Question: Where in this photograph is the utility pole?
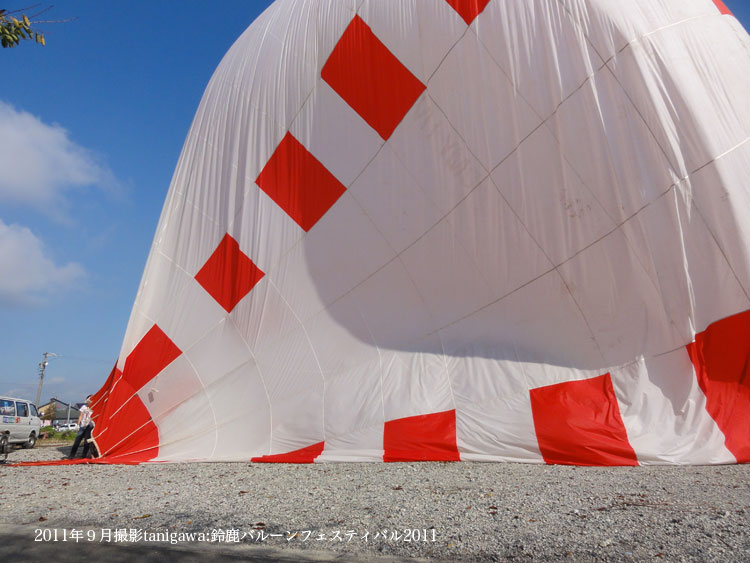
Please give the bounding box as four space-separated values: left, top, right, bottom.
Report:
35 352 57 407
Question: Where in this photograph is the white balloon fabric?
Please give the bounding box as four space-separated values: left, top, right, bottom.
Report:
91 0 750 465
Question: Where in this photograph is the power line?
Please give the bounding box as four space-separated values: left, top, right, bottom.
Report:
55 355 112 365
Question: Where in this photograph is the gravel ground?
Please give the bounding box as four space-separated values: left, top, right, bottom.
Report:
1 443 749 561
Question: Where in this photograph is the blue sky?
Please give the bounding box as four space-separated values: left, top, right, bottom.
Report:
0 1 748 405
0 1 274 403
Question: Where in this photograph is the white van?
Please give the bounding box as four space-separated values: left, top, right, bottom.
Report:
0 396 42 450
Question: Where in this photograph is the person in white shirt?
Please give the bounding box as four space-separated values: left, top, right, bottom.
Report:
69 395 95 459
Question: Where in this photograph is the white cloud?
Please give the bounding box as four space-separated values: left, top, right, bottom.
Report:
0 218 85 306
0 101 119 219
2 387 36 400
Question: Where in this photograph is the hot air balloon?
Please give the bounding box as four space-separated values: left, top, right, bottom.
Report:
90 0 750 465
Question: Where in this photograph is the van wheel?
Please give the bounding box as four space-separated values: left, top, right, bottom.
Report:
1 434 8 461
24 432 36 449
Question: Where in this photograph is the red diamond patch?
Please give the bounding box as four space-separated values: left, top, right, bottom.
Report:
712 0 732 15
98 394 158 460
687 309 750 463
383 409 460 462
444 0 492 25
322 15 425 140
195 233 265 313
123 324 182 392
256 133 347 232
530 374 639 466
251 441 325 464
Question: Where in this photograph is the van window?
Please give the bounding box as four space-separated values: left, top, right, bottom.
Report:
0 399 14 416
30 404 38 417
16 402 28 417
